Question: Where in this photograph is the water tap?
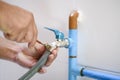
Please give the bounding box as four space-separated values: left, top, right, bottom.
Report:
44 27 69 51
19 27 70 80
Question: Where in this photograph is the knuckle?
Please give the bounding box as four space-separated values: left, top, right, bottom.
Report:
49 54 54 60
19 13 34 29
28 12 34 21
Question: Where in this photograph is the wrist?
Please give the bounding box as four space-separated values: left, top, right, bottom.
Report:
0 38 21 62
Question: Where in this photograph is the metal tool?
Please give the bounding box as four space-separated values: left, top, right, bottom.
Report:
18 27 69 80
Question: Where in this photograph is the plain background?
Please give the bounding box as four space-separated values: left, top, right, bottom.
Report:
0 0 120 80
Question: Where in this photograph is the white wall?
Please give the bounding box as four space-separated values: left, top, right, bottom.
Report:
0 0 120 80
78 0 120 75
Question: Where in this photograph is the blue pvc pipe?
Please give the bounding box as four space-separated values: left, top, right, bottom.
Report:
82 68 120 80
68 29 120 80
69 29 80 80
68 11 120 80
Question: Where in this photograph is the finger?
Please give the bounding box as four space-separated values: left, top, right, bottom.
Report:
38 67 47 73
45 49 58 66
25 26 34 47
4 33 18 41
28 22 38 48
32 42 45 59
15 29 27 42
3 33 9 38
20 39 26 43
34 41 45 53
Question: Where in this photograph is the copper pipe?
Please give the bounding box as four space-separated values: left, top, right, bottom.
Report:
69 10 79 29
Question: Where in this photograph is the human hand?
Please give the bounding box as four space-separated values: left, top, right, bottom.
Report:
0 1 38 47
17 41 58 73
0 37 57 73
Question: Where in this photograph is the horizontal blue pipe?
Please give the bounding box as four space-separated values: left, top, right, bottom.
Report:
82 69 120 80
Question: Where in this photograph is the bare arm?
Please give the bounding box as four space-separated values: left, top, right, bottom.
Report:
0 37 57 73
0 1 38 47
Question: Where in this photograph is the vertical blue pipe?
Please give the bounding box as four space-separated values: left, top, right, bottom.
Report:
69 29 78 80
68 29 120 80
68 10 79 80
68 10 120 80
